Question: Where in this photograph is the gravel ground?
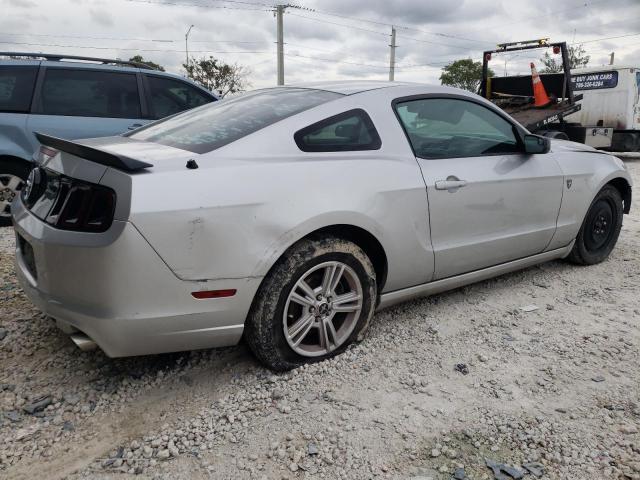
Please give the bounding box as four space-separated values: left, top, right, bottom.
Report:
0 159 639 480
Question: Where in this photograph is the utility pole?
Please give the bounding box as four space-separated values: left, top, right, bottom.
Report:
276 5 285 85
185 24 194 69
388 26 396 81
609 52 615 65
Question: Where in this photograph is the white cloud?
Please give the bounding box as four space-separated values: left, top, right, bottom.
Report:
0 0 638 88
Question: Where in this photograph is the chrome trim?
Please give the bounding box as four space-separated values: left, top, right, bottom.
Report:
377 242 575 310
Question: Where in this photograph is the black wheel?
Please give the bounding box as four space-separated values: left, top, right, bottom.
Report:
0 157 32 227
244 236 377 371
567 185 623 265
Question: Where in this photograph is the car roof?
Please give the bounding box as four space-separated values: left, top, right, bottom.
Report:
289 80 419 95
0 53 217 98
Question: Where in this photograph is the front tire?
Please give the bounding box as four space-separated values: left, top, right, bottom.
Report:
0 158 32 227
245 236 377 371
567 185 623 265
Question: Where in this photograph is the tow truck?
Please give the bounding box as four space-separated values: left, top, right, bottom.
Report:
479 38 640 152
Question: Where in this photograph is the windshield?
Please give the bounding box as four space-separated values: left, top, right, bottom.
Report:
129 88 342 154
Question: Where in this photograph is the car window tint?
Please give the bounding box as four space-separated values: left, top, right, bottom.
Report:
0 66 38 113
41 69 141 118
294 109 381 152
129 88 342 154
146 75 214 119
394 98 520 159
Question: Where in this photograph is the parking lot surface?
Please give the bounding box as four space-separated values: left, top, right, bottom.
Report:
1 160 639 480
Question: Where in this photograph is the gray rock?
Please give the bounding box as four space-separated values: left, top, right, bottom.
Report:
23 395 52 414
308 443 319 455
6 410 21 423
0 328 7 341
63 393 81 406
453 467 466 479
522 462 544 478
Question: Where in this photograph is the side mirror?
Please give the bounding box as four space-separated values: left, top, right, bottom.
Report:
523 134 550 154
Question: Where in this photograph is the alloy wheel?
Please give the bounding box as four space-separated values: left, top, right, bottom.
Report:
0 174 24 218
283 261 363 357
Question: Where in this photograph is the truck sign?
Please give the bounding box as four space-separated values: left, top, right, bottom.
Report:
571 71 618 91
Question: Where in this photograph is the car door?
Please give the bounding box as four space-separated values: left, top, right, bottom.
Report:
394 95 564 280
26 66 148 152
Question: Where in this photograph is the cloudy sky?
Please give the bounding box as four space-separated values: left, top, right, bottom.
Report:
1 0 639 90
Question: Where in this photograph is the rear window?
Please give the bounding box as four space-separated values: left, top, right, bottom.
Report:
0 66 38 113
294 109 381 152
146 75 214 119
129 88 342 154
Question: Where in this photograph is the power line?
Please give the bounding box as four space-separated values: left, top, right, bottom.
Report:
284 52 389 70
0 40 270 54
0 32 175 42
486 0 610 29
125 0 270 11
284 3 495 46
285 12 390 37
572 32 640 45
396 34 487 51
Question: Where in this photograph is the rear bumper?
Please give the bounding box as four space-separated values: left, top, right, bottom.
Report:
12 196 261 357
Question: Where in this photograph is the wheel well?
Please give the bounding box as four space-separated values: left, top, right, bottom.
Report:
0 155 34 170
305 224 388 292
607 177 632 214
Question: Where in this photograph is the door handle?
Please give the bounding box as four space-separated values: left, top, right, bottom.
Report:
435 178 468 191
128 123 143 130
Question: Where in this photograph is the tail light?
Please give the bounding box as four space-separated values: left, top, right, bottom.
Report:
36 145 58 165
23 169 116 233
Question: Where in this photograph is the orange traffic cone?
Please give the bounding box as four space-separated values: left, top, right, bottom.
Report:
530 62 552 108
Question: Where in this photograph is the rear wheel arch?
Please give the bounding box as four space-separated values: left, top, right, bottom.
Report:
255 223 388 300
298 224 388 293
0 154 33 170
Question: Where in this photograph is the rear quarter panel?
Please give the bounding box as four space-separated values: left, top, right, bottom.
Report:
130 88 435 293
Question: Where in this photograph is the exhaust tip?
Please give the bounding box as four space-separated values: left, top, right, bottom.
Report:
70 333 97 351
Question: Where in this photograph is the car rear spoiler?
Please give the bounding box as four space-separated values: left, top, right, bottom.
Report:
34 132 153 172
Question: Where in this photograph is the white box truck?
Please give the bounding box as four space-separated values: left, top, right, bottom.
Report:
566 66 640 151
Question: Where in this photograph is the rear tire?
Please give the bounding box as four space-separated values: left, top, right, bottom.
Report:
0 157 32 227
567 185 623 265
245 236 377 371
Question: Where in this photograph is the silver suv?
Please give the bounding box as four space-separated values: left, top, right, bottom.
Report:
0 52 218 226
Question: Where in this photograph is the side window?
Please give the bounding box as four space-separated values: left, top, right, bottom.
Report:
41 69 141 118
146 75 213 119
394 98 521 159
294 109 381 152
0 66 38 113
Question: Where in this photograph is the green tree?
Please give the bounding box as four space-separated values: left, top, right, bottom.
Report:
183 56 250 98
128 55 165 71
440 58 494 92
539 45 589 73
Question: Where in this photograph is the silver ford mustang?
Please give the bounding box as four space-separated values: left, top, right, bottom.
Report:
11 81 632 371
